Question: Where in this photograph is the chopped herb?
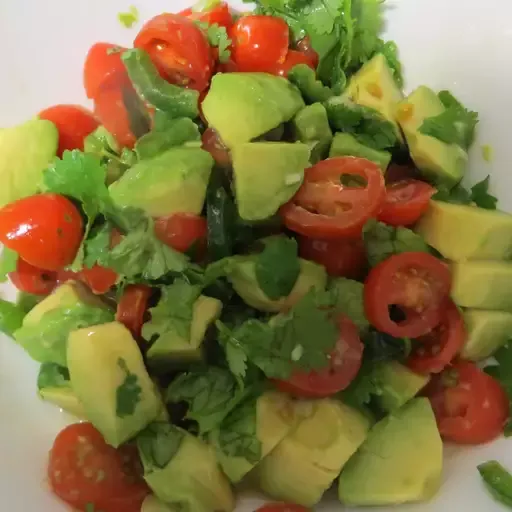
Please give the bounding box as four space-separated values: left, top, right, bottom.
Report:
288 64 334 104
0 247 18 282
328 278 369 332
470 175 498 210
137 422 184 470
196 22 232 63
118 6 139 28
116 358 142 418
0 299 25 338
37 363 70 390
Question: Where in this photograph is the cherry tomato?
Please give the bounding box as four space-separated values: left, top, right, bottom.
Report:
281 157 386 239
83 43 128 99
116 285 152 338
230 15 289 73
80 264 118 295
134 13 213 92
48 422 149 512
154 213 207 256
407 300 466 374
181 2 233 29
275 316 363 398
272 50 316 77
0 194 83 271
295 36 319 69
298 236 366 279
201 128 231 167
39 105 99 157
9 259 57 296
426 361 509 444
378 179 436 227
364 252 452 338
256 505 311 512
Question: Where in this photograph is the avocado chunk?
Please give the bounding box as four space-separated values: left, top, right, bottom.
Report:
231 142 310 221
109 146 213 217
138 423 235 512
292 103 333 163
141 495 179 512
415 200 512 261
0 119 58 207
372 361 430 413
146 295 222 370
202 72 305 148
462 309 512 361
258 399 370 507
329 132 391 171
228 257 327 312
451 261 512 311
68 322 161 447
211 391 296 483
397 86 468 187
338 398 442 506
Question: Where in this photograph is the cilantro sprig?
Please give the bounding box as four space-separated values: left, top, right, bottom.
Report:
116 358 142 418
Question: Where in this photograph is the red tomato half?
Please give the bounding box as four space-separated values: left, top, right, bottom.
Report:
181 2 233 29
134 13 213 92
116 285 152 338
364 252 451 338
201 128 231 167
48 422 149 512
0 194 83 271
154 213 207 256
295 36 319 69
426 361 509 444
256 505 311 512
9 259 57 296
281 157 386 239
39 105 99 157
272 50 316 77
378 179 436 226
80 264 118 295
407 300 466 374
275 316 364 398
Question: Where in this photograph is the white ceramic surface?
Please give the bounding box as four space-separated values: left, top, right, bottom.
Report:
0 0 511 510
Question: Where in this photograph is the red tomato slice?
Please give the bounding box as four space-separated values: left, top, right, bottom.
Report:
281 157 386 239
48 422 149 512
181 2 233 29
0 194 83 271
230 15 289 73
201 128 231 167
39 105 99 157
134 13 213 92
271 50 316 78
298 236 366 279
116 285 152 338
80 264 118 295
378 179 436 227
275 316 364 398
407 300 466 374
256 505 311 512
154 213 207 256
9 259 57 296
364 252 451 338
426 361 509 444
295 36 319 69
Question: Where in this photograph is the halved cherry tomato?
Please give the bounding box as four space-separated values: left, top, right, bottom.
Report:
181 2 233 29
407 300 466 374
256 504 311 512
116 285 152 338
378 179 436 226
83 43 128 99
364 252 451 338
295 36 319 69
426 361 509 444
272 50 316 77
9 259 57 296
275 316 363 398
134 13 213 92
230 15 289 73
0 194 83 271
281 157 386 239
80 264 118 295
201 128 231 167
39 105 99 157
298 236 366 279
48 422 149 512
154 213 207 256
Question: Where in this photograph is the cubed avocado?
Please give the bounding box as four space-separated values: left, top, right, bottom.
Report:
227 257 327 313
451 261 512 311
415 200 512 261
67 322 161 447
461 309 512 361
141 495 179 512
231 142 310 221
109 146 213 217
338 398 442 506
211 391 296 483
396 86 468 187
329 132 391 171
258 399 370 507
146 295 222 371
0 119 58 207
202 72 305 148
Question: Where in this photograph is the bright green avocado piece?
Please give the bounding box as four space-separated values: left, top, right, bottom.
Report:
338 398 442 506
202 72 305 148
0 119 58 207
231 142 310 221
39 387 86 418
109 146 213 217
141 495 179 512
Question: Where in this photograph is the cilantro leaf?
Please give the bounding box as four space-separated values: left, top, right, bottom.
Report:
328 278 369 332
288 64 334 104
197 22 232 64
349 0 384 69
470 175 497 210
432 183 471 205
217 321 249 380
116 357 142 418
0 299 25 337
376 39 403 87
137 422 184 470
339 359 379 410
0 247 18 283
37 363 70 390
362 329 412 362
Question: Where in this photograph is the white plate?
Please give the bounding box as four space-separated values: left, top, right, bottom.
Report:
0 0 511 510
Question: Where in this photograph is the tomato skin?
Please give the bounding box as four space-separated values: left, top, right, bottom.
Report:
201 128 231 167
256 505 311 512
364 252 452 338
181 2 233 29
48 422 149 512
295 36 319 69
9 259 57 296
426 361 509 444
378 179 436 227
80 264 118 295
134 13 213 92
154 213 207 256
0 194 83 272
275 316 363 398
116 285 152 338
272 50 316 77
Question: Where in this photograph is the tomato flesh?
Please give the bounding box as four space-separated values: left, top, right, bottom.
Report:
295 36 319 69
154 213 207 256
181 2 233 29
116 285 152 338
9 259 57 296
272 50 316 77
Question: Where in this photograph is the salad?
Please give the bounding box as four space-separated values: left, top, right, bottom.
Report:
1 0 512 511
